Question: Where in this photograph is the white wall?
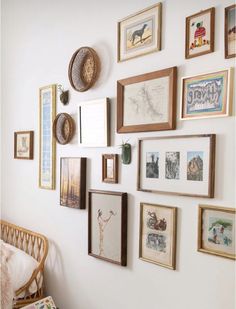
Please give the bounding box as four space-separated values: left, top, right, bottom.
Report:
1 0 235 308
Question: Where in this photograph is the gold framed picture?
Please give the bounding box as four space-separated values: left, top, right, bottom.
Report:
14 131 34 160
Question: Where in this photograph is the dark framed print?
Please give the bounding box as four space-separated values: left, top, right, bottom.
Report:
14 131 34 160
225 4 236 59
102 154 118 183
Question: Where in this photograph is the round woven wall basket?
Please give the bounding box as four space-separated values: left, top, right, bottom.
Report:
68 47 100 92
53 113 75 145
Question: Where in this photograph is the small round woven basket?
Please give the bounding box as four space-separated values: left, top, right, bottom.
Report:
53 113 75 145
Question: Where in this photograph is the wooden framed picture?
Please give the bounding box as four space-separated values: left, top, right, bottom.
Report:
88 190 127 266
78 98 109 147
118 3 162 62
39 84 56 189
102 154 118 183
117 67 177 133
60 157 86 209
137 134 216 198
181 68 233 120
225 4 236 59
198 205 236 260
139 203 177 270
185 7 215 59
14 131 34 160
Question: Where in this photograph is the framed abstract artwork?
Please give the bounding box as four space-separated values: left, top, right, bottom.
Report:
102 154 118 183
137 134 216 198
139 203 177 269
60 157 87 209
225 4 236 59
181 68 233 120
39 84 56 190
185 7 215 59
14 131 34 160
198 205 236 260
117 67 177 133
118 3 162 62
88 190 127 266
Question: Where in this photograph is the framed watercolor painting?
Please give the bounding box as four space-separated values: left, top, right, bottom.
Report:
225 4 236 59
88 190 127 266
137 134 216 198
39 84 56 190
60 157 86 209
139 203 177 270
117 67 177 133
117 3 162 62
181 68 233 120
198 205 236 260
185 7 215 59
102 154 118 183
14 131 34 160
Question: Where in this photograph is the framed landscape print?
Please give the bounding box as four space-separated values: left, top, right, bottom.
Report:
185 7 215 59
39 84 56 189
117 67 177 133
225 4 236 59
198 205 236 260
14 131 34 160
137 134 216 198
88 190 127 266
60 158 86 209
102 154 118 183
118 3 162 62
139 203 177 270
181 68 233 120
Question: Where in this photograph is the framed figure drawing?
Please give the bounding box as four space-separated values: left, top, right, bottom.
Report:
102 154 118 183
117 67 177 133
14 131 34 160
139 203 177 270
88 190 127 266
118 3 162 62
198 205 236 260
225 4 236 59
185 7 215 59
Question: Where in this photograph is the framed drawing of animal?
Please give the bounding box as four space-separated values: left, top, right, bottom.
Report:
117 3 162 62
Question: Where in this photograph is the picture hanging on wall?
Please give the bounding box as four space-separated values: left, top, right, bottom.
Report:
14 131 34 160
117 3 162 62
102 154 118 183
185 7 215 59
225 4 236 59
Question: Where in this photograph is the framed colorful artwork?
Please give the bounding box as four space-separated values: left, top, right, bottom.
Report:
139 203 177 269
14 131 34 160
60 157 87 209
137 134 216 198
181 68 233 120
225 4 236 59
102 154 118 183
88 190 127 266
117 3 162 62
117 67 177 133
185 7 215 59
198 205 236 260
39 84 56 190
21 296 56 309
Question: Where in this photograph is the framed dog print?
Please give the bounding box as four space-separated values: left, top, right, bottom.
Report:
14 131 34 160
102 154 118 183
225 4 236 59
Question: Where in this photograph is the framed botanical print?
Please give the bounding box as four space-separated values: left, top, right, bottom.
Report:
14 131 34 160
117 67 177 133
198 205 236 260
88 190 127 266
225 4 236 59
118 3 162 62
139 203 177 269
102 154 118 183
185 7 215 59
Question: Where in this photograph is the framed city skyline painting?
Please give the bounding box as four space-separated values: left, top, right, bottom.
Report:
225 4 236 58
14 131 34 160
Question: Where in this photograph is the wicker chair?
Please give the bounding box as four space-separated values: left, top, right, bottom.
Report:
0 220 48 308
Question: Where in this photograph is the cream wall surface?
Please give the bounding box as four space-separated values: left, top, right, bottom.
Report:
1 0 235 309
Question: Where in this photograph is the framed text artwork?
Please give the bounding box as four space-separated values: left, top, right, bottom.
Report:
39 84 56 190
225 4 236 59
117 67 177 133
137 134 216 198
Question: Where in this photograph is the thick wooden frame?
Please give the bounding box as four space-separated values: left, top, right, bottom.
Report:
198 205 236 260
117 67 177 133
88 190 127 266
14 131 34 160
102 154 118 183
185 7 215 59
139 203 177 270
225 4 236 59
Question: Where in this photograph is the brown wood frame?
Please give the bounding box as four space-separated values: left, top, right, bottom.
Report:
117 67 177 133
14 131 34 160
137 134 216 198
102 154 118 183
225 4 236 59
88 189 127 266
60 157 87 209
185 7 215 59
53 113 75 145
198 205 236 260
